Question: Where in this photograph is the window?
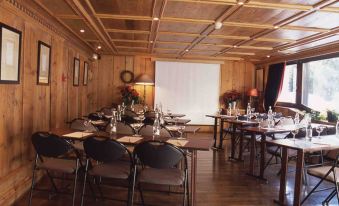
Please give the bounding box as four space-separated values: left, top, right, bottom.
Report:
302 56 339 113
277 64 297 103
154 61 220 125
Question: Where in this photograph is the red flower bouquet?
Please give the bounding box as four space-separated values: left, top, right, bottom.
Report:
120 85 141 105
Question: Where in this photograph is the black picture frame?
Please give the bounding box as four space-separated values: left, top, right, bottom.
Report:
0 23 22 84
37 41 51 85
73 57 80 86
83 61 88 86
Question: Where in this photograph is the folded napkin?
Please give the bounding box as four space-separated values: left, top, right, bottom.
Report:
166 126 179 131
63 132 93 139
167 139 189 147
118 136 143 143
91 120 106 125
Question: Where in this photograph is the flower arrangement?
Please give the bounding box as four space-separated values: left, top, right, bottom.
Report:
120 85 141 105
223 90 241 107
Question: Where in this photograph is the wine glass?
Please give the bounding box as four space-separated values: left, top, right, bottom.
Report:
133 115 144 136
235 108 240 120
291 125 299 142
316 126 324 139
177 125 186 140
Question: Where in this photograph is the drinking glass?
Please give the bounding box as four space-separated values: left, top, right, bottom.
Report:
316 126 324 139
177 125 186 140
291 126 299 142
133 115 145 136
235 108 240 120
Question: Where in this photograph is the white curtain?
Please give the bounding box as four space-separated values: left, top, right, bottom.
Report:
155 61 220 125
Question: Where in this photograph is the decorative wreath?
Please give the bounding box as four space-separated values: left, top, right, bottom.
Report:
120 70 134 83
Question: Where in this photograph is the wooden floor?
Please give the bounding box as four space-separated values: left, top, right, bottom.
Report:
14 133 337 206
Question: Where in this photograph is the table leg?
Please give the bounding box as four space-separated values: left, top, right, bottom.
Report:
190 150 197 206
212 118 218 149
293 150 304 206
238 129 244 160
259 134 266 179
275 147 288 205
218 119 224 149
229 124 236 160
247 133 256 176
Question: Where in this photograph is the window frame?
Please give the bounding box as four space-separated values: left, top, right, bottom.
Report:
276 52 339 112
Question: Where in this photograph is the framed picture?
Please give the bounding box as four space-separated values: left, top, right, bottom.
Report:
255 68 264 92
73 57 80 86
0 23 22 84
83 61 88 86
37 41 51 85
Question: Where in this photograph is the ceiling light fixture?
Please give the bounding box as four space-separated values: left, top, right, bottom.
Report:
80 29 85 33
233 45 238 48
238 2 244 5
214 21 223 30
153 17 159 21
274 26 279 29
150 41 154 43
185 49 189 52
266 55 271 58
97 45 102 49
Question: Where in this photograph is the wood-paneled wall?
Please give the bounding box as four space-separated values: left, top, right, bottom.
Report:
0 2 98 205
97 55 255 110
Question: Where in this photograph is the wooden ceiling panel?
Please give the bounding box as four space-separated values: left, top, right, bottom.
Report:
189 50 218 56
109 33 149 40
288 12 339 29
157 34 195 42
89 0 153 16
155 43 188 49
37 0 76 15
118 48 149 53
114 42 149 48
101 19 151 30
262 29 318 40
245 41 286 47
227 7 300 25
159 22 207 33
211 26 263 36
283 35 339 52
154 49 180 54
164 1 230 20
252 0 321 5
201 38 241 45
194 45 224 51
62 19 98 40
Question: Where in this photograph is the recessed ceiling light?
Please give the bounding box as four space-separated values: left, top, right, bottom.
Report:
233 45 238 48
185 49 189 52
97 45 102 49
238 2 244 5
274 26 279 29
80 29 85 33
153 17 159 21
214 22 223 30
266 55 271 58
150 41 154 43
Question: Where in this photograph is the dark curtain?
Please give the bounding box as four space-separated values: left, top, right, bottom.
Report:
264 62 285 112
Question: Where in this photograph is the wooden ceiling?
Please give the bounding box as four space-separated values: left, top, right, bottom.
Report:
34 0 339 62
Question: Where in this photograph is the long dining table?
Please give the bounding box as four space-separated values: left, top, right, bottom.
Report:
50 128 212 206
205 114 235 149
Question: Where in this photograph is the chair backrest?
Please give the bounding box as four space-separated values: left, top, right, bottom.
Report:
125 109 138 117
83 137 129 163
144 111 156 118
32 132 71 158
100 107 113 116
106 122 135 135
70 118 98 132
134 140 185 169
121 115 138 124
88 113 103 121
139 125 172 137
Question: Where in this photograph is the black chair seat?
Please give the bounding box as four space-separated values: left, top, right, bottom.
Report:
89 161 130 179
139 168 184 186
38 158 78 174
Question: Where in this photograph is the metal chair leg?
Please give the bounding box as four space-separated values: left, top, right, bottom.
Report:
322 189 336 205
129 165 137 206
138 184 145 206
81 159 89 206
28 155 38 206
72 159 79 206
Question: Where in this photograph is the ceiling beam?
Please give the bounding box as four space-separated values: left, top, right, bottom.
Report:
106 28 150 34
64 0 117 53
150 0 168 53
